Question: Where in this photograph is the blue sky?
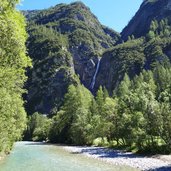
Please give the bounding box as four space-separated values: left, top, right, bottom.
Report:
18 0 143 32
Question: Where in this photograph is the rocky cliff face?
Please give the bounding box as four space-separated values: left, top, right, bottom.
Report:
96 38 145 93
24 2 120 114
122 0 171 40
96 0 171 94
25 25 76 114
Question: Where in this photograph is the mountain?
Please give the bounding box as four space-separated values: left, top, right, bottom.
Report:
25 25 76 114
95 0 171 93
95 38 145 93
122 0 171 40
25 0 171 115
22 0 171 151
24 2 120 114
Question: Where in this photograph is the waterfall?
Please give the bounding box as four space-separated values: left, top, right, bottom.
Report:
90 58 101 90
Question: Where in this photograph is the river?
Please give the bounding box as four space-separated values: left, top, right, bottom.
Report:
0 141 138 171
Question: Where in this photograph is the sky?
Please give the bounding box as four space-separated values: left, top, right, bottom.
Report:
18 0 143 32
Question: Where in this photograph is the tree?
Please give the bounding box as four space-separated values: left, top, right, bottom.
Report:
96 86 105 115
147 30 155 40
0 0 31 153
101 97 118 142
160 103 171 150
25 113 51 141
117 73 131 98
130 71 161 148
49 84 93 144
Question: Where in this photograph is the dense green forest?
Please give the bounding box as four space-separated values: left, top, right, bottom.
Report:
25 18 171 154
1 0 171 156
0 0 31 153
26 66 171 154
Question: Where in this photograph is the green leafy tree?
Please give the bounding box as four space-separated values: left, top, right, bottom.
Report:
25 113 51 141
101 97 118 142
160 103 171 149
147 30 155 40
0 0 31 153
49 84 93 144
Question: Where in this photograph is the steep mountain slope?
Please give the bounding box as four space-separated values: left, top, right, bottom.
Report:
96 38 145 93
24 2 120 114
25 25 77 115
25 0 171 114
96 0 171 93
122 0 171 40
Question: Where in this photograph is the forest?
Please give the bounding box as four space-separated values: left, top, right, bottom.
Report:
1 0 171 156
25 66 171 154
24 18 171 154
0 0 31 153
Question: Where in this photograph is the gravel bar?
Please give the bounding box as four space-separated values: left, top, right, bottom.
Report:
63 146 171 171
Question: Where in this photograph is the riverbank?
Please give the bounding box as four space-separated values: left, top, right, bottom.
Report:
0 141 136 171
63 146 171 171
0 154 5 161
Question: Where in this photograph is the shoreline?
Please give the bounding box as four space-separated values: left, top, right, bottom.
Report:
62 145 171 171
0 154 5 162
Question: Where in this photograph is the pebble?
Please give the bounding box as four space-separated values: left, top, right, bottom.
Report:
63 146 171 171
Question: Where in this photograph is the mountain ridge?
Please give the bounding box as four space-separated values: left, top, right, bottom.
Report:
24 1 120 114
121 0 171 40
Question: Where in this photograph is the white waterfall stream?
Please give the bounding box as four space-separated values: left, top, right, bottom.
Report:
90 58 101 90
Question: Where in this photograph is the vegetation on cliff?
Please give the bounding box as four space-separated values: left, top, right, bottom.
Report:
96 18 171 93
24 2 120 115
122 0 171 40
25 23 77 115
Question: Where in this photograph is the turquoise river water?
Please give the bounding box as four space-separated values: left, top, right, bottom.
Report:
0 141 139 171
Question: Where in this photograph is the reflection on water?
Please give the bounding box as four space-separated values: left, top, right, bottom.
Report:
0 142 138 171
